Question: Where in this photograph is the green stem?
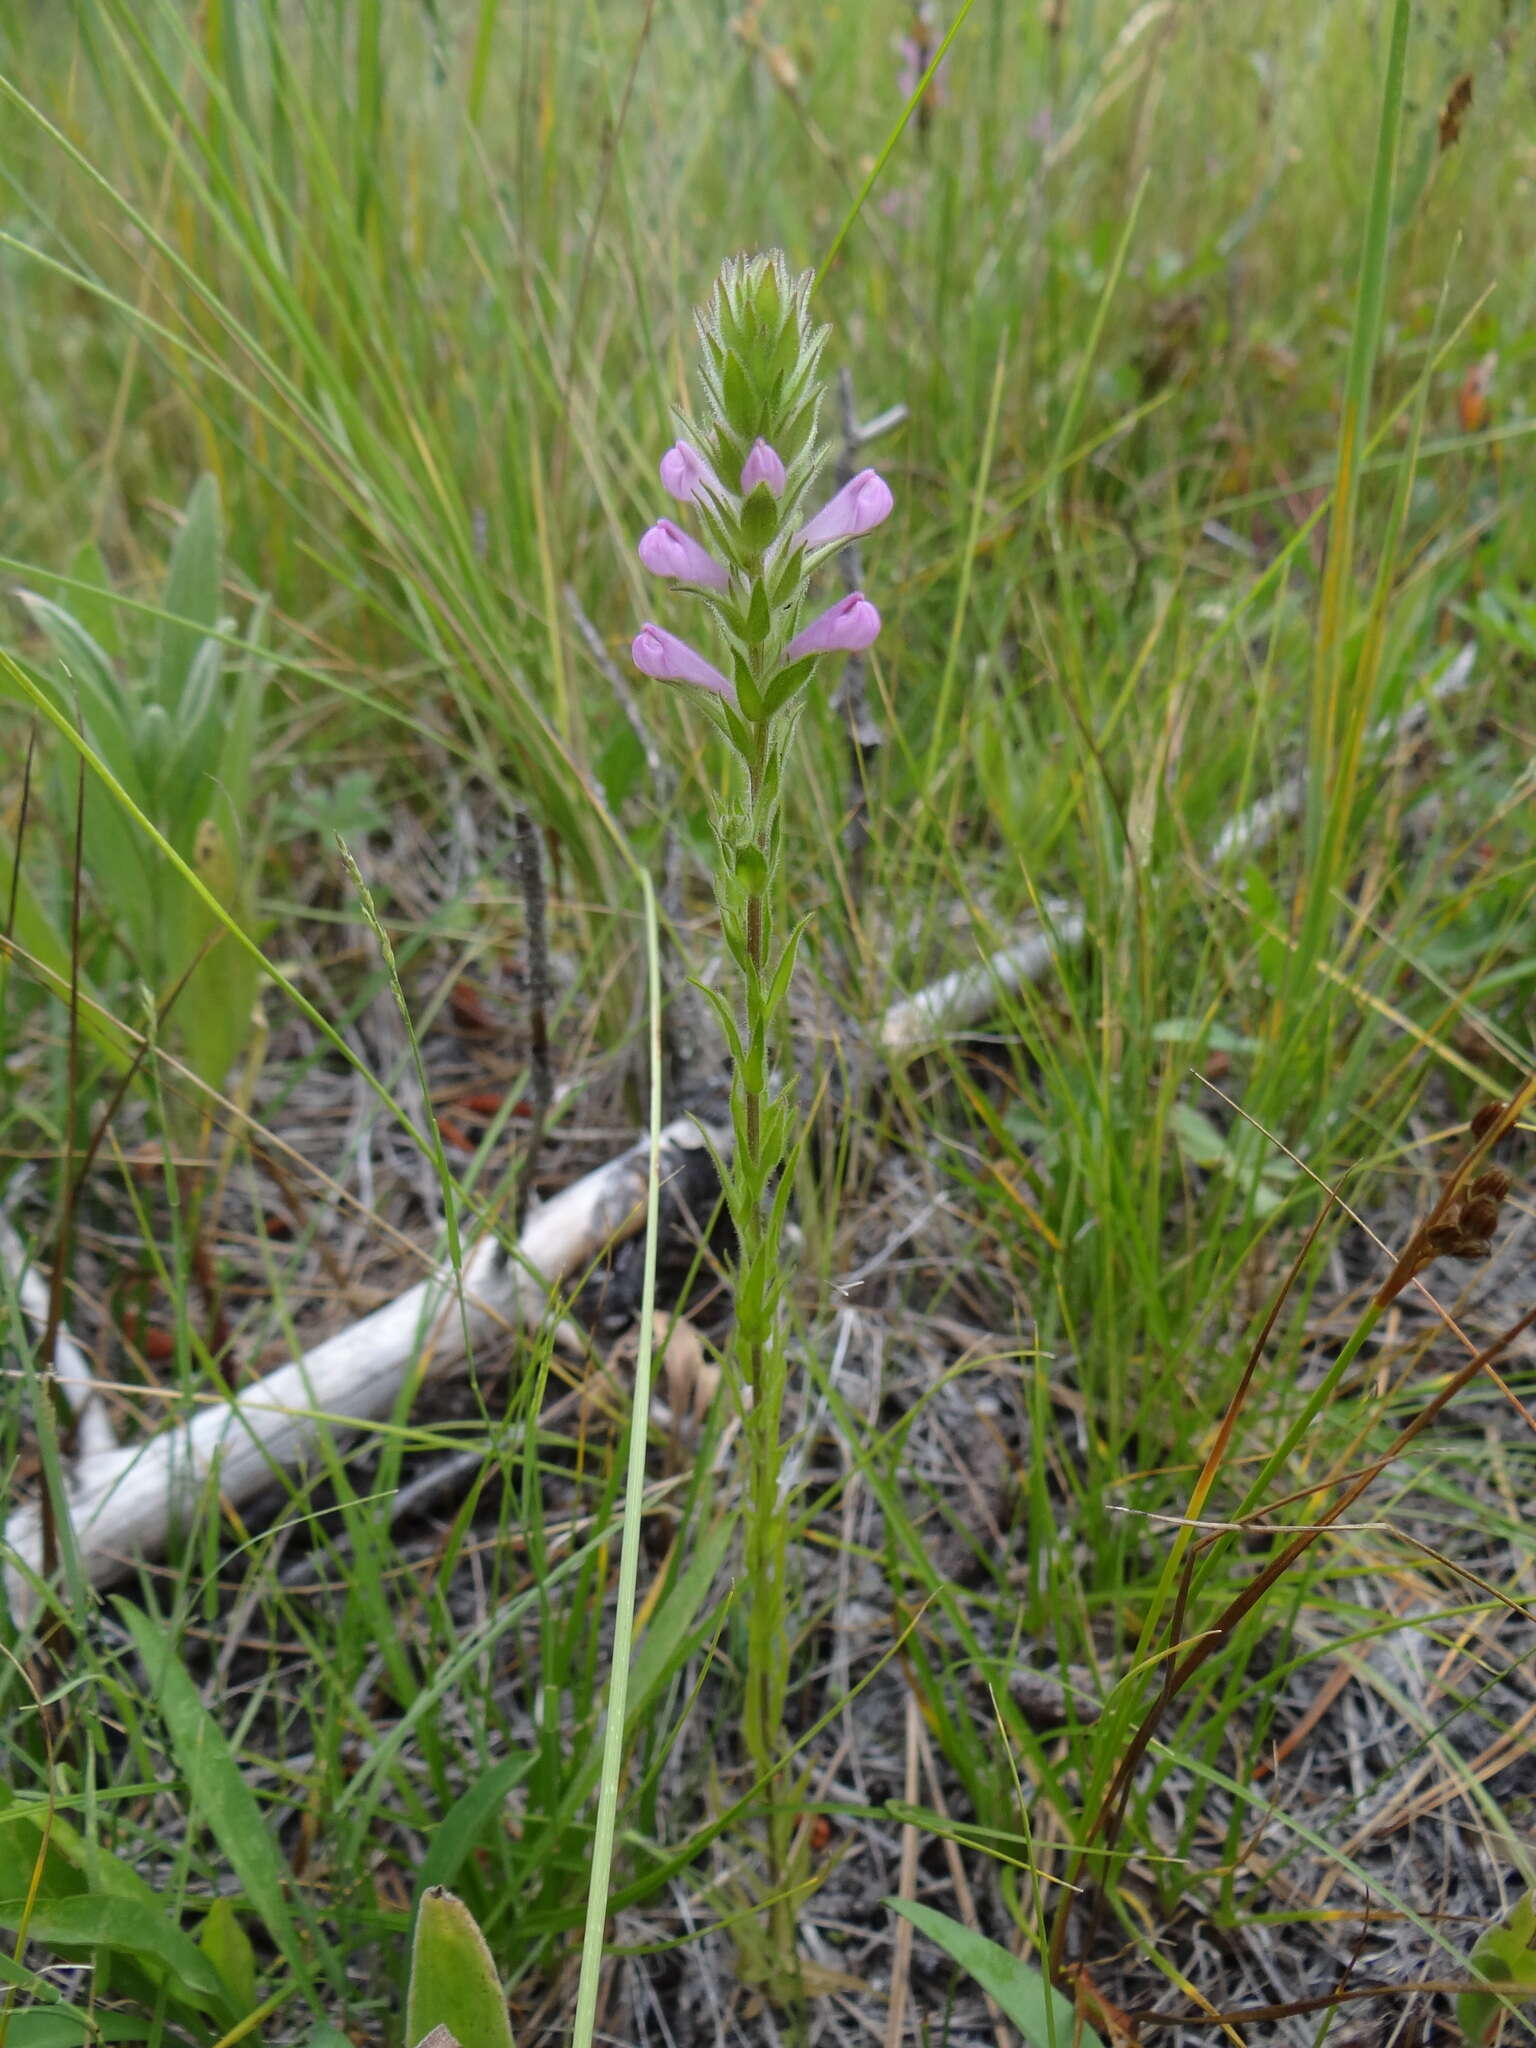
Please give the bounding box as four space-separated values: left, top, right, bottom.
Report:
737 722 797 1983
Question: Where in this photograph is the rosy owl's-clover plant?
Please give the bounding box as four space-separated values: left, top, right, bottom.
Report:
631 252 891 1948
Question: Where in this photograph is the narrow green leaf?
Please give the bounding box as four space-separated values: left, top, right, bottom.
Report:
115 1603 315 1990
416 1755 535 1902
622 1516 735 1738
406 1888 515 2048
764 915 812 1020
154 474 222 714
886 1900 1104 2048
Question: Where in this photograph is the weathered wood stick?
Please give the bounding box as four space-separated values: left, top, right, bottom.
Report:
3 1118 719 1605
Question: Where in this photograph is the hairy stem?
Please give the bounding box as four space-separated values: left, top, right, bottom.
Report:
736 727 797 1977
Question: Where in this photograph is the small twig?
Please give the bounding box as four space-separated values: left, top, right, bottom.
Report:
882 1691 922 2048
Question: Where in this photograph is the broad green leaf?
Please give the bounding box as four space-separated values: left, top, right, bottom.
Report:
886 1899 1105 2048
116 1604 309 1986
0 1894 234 2017
154 474 223 714
215 595 272 826
0 1799 161 1914
13 596 143 804
10 606 153 934
0 868 135 1072
1170 1103 1229 1170
132 703 173 808
406 1888 515 2048
160 634 228 844
416 1755 536 1902
0 2014 156 2047
65 539 122 657
1242 863 1290 991
201 1896 258 2015
1151 1018 1263 1056
1457 1893 1536 2045
173 822 260 1089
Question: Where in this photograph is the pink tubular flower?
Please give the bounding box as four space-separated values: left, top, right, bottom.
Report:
632 623 737 702
786 593 881 660
794 469 894 550
638 519 731 590
659 440 717 503
740 438 787 497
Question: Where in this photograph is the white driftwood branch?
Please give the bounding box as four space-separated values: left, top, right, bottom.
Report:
3 1118 718 1605
1 1220 118 1461
879 646 1477 1057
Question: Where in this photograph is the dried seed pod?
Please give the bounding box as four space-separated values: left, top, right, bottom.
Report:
1425 1222 1465 1257
1470 1167 1513 1205
1469 1100 1508 1144
1450 1234 1495 1263
1458 1194 1502 1240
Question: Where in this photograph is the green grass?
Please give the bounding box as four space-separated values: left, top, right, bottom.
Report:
2 1 1535 2042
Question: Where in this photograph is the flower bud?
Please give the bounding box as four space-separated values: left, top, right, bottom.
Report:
659 440 718 504
795 469 894 550
637 519 731 590
631 624 737 702
740 438 787 498
785 593 881 660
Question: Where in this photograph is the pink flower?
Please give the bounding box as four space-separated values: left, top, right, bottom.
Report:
740 438 787 497
786 593 881 660
659 440 717 503
638 519 731 590
794 469 893 551
632 623 737 702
